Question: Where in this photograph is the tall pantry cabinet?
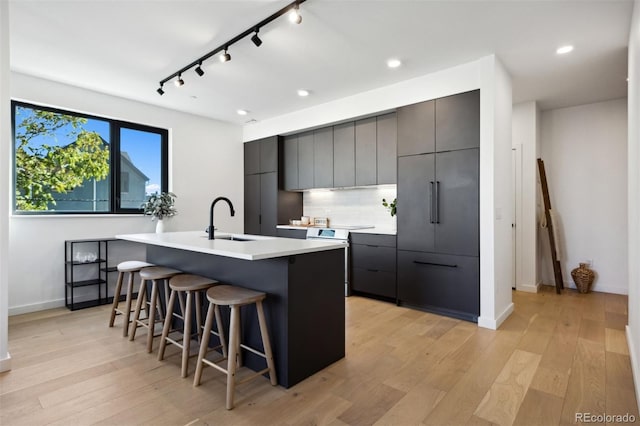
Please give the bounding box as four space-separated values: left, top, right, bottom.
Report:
396 90 480 321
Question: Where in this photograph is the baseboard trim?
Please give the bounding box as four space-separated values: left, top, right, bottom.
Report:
478 302 515 330
0 352 12 373
9 298 65 316
516 283 539 293
539 281 628 295
626 325 640 415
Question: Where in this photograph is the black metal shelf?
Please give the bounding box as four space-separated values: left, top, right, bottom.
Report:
65 259 107 266
100 266 118 273
66 278 107 288
67 299 104 311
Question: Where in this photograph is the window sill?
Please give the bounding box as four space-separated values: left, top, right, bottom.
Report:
10 214 146 219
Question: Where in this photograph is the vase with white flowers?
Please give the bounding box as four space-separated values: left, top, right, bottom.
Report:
141 192 177 233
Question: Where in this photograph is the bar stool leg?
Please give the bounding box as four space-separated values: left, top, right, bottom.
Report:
129 279 147 341
146 280 160 353
157 288 177 361
226 305 241 410
182 290 193 378
193 303 216 387
109 271 125 327
256 301 277 386
214 304 228 358
121 271 136 337
195 291 203 343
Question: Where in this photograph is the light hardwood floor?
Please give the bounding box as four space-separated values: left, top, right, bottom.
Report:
1 286 638 426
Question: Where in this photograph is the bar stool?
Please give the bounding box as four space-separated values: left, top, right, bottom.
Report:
193 285 277 410
158 274 227 378
129 266 181 353
108 261 154 337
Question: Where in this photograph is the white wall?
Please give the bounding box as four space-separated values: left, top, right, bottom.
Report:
9 73 243 315
244 55 514 330
478 56 514 329
512 101 540 292
540 98 628 294
0 0 12 372
627 0 640 414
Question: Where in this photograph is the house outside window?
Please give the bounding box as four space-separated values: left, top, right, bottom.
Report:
12 100 168 214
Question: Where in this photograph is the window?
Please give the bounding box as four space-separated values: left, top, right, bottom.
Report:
12 100 168 214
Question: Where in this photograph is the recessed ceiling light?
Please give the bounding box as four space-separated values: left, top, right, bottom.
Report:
237 109 248 116
387 58 402 68
297 89 310 97
556 45 574 55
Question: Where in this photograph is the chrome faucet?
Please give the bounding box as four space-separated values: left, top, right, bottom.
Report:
209 197 235 240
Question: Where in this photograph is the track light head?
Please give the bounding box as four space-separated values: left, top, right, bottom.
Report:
157 85 165 96
174 74 185 87
195 63 205 76
219 48 231 63
289 3 302 24
251 29 262 47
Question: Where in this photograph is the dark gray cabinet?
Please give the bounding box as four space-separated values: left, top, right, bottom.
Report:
333 122 355 187
397 251 479 320
355 117 377 186
276 228 307 239
244 136 278 175
313 127 333 188
397 100 435 156
283 135 298 191
376 113 397 184
244 137 302 236
435 90 480 152
350 233 396 299
297 132 314 190
397 150 479 256
396 90 480 322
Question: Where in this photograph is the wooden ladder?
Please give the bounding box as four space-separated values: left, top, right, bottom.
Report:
537 158 564 294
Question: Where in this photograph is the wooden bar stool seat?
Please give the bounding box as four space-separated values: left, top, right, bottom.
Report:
129 266 181 353
108 261 154 337
158 274 227 378
193 285 277 410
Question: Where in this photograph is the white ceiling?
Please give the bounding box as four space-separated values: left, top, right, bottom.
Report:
9 0 632 126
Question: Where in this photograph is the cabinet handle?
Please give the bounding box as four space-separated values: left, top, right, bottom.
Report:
413 260 458 268
259 214 262 225
366 245 379 248
367 269 379 273
429 181 435 224
435 181 440 224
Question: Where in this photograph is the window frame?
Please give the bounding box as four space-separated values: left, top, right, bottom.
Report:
11 100 169 215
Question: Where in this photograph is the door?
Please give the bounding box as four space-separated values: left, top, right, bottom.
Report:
434 148 479 256
244 174 260 235
244 141 260 175
376 112 397 184
355 117 377 186
397 154 435 252
260 136 278 173
284 135 298 190
435 90 480 152
297 132 314 189
313 127 333 188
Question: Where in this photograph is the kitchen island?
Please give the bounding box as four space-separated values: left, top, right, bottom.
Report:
116 231 346 388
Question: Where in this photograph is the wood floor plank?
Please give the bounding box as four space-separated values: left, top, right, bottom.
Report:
605 311 628 331
560 338 606 425
512 388 563 426
474 349 542 425
373 380 445 426
529 365 570 399
605 328 630 355
579 319 605 344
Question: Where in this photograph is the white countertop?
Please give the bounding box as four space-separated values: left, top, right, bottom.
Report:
276 225 397 236
116 231 347 261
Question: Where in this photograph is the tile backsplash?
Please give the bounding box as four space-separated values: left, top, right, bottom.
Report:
303 185 397 229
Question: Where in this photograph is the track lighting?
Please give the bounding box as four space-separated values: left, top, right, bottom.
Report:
219 48 231 63
157 0 306 95
251 29 262 47
289 3 302 24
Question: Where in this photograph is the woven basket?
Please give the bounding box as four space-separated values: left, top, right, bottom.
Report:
571 263 595 294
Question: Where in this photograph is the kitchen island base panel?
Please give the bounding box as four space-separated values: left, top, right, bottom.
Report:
146 245 345 388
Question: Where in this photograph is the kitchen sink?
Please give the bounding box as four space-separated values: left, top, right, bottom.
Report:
201 234 264 242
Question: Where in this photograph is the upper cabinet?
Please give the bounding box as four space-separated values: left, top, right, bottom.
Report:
397 89 480 156
376 113 397 185
333 122 355 187
244 136 278 175
283 112 397 191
